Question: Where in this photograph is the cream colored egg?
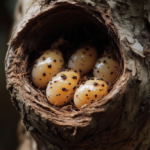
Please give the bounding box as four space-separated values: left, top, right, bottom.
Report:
68 46 97 76
46 69 80 106
93 56 120 84
31 49 64 88
74 78 108 109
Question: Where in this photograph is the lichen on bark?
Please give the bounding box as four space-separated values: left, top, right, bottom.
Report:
5 0 150 150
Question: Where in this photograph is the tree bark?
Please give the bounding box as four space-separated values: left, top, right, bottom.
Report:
17 120 37 150
5 0 150 150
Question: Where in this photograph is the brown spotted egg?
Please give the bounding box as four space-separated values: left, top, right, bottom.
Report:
68 46 97 76
31 49 64 88
46 69 80 106
93 56 120 84
74 78 108 109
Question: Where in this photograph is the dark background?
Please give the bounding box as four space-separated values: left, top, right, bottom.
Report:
0 0 20 150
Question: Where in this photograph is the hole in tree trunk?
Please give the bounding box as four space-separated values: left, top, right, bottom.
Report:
10 2 123 112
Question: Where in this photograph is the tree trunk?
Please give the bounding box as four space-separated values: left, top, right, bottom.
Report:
5 0 150 150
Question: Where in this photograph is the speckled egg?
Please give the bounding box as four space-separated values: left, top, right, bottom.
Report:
46 69 80 106
68 46 97 76
93 56 120 84
31 49 64 88
74 78 108 109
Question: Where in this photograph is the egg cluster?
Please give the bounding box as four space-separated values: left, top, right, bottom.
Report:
31 45 120 109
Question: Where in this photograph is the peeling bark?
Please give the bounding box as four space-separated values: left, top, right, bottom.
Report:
5 0 150 150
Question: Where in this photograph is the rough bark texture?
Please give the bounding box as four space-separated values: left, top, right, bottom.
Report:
16 120 37 150
5 0 150 150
